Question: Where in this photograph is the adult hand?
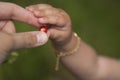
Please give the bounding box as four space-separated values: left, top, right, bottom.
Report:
0 2 40 27
0 2 49 63
0 20 48 63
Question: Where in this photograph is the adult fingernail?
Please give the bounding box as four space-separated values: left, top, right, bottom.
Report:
36 32 48 46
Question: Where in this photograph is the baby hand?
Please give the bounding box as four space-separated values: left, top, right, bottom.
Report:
26 4 72 45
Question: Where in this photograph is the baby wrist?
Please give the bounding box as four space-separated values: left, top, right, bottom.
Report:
54 32 81 71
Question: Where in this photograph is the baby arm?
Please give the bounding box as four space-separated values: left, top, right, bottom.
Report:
26 4 120 80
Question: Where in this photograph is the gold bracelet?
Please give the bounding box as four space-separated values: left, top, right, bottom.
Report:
55 32 81 71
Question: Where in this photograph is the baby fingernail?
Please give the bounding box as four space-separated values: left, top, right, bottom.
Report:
26 7 33 11
38 18 45 22
34 11 40 15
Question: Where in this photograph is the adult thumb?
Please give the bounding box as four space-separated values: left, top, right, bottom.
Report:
13 31 48 49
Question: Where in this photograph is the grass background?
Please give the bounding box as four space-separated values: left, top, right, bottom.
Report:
0 0 120 80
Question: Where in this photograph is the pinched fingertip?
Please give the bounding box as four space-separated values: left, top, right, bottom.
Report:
35 31 48 46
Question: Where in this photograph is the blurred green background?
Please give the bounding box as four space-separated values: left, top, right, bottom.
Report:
0 0 120 80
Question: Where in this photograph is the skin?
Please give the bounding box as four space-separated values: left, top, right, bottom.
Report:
0 2 48 63
27 4 120 80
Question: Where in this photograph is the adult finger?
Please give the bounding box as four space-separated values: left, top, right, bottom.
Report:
0 20 7 29
0 32 15 63
0 2 40 27
1 20 16 34
13 31 48 49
